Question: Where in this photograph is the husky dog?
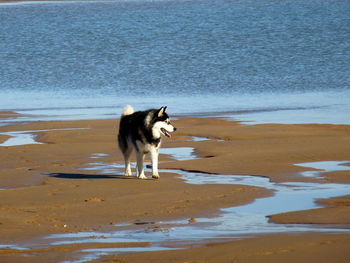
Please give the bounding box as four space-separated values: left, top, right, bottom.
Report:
118 105 176 179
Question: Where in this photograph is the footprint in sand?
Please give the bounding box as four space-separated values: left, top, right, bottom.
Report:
84 197 105 202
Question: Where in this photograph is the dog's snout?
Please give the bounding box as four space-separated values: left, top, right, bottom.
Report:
173 127 177 132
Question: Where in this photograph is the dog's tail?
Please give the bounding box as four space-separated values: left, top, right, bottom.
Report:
121 105 134 116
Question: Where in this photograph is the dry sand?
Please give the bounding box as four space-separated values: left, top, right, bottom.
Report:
0 112 349 262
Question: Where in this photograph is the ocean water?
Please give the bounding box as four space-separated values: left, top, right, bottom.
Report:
0 0 350 123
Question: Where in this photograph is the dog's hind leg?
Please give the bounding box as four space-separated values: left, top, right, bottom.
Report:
136 151 147 179
122 147 132 177
118 134 133 177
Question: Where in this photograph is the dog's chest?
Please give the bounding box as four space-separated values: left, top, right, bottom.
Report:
136 140 160 154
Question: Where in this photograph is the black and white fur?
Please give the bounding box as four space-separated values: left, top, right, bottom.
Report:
118 105 176 179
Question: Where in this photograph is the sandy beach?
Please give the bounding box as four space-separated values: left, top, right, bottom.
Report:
0 112 349 262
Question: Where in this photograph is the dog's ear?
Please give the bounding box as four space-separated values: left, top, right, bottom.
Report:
157 106 167 117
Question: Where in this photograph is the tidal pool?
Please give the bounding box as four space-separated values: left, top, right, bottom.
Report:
0 128 87 147
295 161 350 178
45 147 350 262
0 130 43 147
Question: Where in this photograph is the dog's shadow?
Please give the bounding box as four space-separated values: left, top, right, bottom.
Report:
48 173 137 180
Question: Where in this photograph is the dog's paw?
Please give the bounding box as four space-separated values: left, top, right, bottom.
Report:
152 174 160 179
125 168 132 177
138 174 147 179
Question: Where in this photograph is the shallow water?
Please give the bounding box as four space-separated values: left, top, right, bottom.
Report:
0 128 87 147
1 0 350 124
0 130 42 147
296 161 350 178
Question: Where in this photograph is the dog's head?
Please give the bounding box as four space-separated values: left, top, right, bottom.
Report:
151 106 176 139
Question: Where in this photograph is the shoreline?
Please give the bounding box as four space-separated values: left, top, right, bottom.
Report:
0 0 139 5
0 111 349 262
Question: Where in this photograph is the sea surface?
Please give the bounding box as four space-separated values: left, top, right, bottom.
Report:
1 0 350 124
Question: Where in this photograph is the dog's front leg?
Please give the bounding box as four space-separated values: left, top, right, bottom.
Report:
150 147 159 179
136 151 147 179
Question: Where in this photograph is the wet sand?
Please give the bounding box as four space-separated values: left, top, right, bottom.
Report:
0 112 350 262
93 233 350 263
